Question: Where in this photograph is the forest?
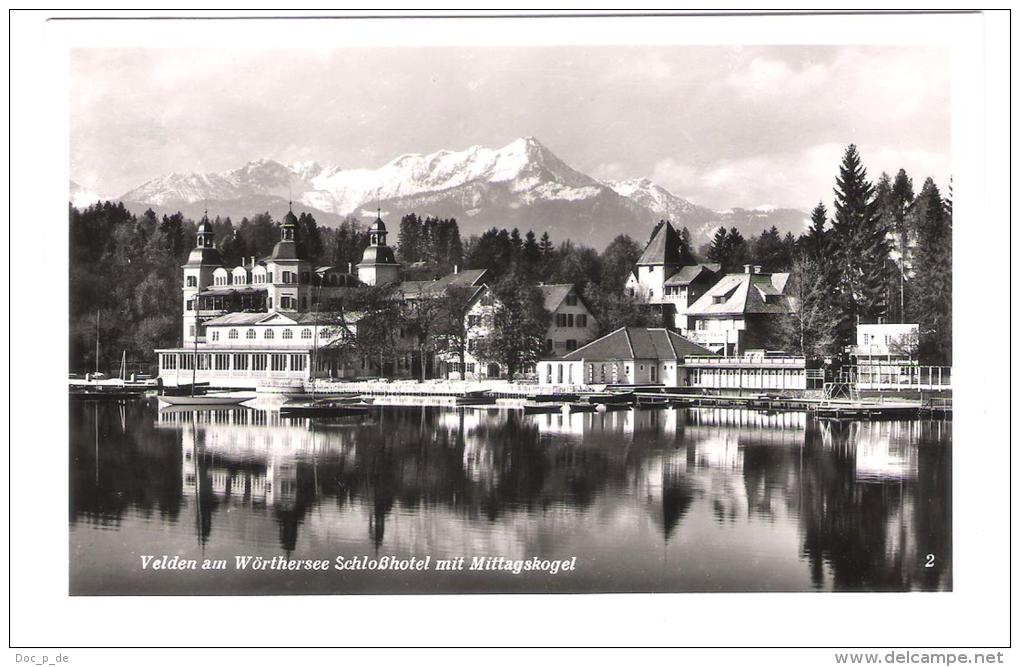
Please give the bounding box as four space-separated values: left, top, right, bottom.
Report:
69 143 952 374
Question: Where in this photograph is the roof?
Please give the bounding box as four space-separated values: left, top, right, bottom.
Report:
637 221 683 266
369 217 387 233
663 263 719 286
537 284 574 311
203 311 357 327
686 271 795 316
184 246 223 267
397 268 489 298
271 239 303 261
358 244 398 266
559 327 715 361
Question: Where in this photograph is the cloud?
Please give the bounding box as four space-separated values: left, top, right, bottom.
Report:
726 56 830 95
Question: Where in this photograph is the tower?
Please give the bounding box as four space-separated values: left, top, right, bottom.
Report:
356 212 401 286
182 212 223 343
266 203 311 313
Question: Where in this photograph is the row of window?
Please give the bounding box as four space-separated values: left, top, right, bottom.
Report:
554 313 588 328
545 339 578 352
160 352 307 372
209 327 317 341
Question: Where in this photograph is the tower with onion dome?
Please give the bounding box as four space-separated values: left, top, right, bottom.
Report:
181 211 224 343
356 211 401 286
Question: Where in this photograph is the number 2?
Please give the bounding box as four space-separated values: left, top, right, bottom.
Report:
924 554 936 568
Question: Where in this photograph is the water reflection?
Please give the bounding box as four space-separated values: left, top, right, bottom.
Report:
69 399 951 594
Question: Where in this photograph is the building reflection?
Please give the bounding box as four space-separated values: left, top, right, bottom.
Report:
69 400 951 591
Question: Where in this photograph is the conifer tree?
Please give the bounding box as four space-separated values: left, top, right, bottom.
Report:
908 178 952 364
829 144 892 345
707 226 728 266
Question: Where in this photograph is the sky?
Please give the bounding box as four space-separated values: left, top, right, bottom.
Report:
71 45 951 211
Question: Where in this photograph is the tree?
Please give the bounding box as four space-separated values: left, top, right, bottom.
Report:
476 271 551 380
908 178 952 364
552 241 601 291
435 285 485 378
319 284 402 377
829 144 892 346
581 286 656 336
400 296 446 381
707 226 728 266
297 212 324 263
780 254 842 360
599 234 642 292
804 202 829 263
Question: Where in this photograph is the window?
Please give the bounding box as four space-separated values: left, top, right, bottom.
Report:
252 354 268 371
268 297 273 309
215 354 230 370
269 272 274 283
465 363 475 373
566 339 577 352
186 299 194 311
187 276 197 287
282 329 293 339
567 314 575 327
211 330 219 341
271 354 287 371
198 354 211 370
290 354 306 371
557 364 563 383
545 364 553 383
301 328 312 339
577 314 587 327
566 294 578 306
228 329 238 340
280 296 292 309
246 329 256 340
265 329 274 339
188 324 195 337
233 354 248 370
545 339 553 352
555 314 565 327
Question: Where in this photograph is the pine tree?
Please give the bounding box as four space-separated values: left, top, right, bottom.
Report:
829 144 892 345
804 202 828 263
707 226 728 266
908 178 952 364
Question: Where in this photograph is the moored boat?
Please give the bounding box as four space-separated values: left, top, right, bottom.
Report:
159 394 255 407
522 401 564 414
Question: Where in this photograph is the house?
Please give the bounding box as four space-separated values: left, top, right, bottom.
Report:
536 326 715 387
539 283 599 358
446 282 599 380
850 323 949 390
685 264 796 356
624 220 719 332
682 350 809 391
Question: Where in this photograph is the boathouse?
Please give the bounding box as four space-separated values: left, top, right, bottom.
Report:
536 326 714 387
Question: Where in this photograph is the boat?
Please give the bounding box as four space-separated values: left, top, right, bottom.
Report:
529 393 579 403
522 401 565 415
455 391 497 406
597 402 631 412
280 396 374 418
567 402 598 412
586 392 635 405
159 394 255 407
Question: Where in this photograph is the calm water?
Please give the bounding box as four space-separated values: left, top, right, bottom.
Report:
69 397 951 594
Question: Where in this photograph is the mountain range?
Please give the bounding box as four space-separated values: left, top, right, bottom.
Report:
74 137 809 250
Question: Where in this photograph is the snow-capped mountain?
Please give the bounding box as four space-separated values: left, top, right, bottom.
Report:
111 137 808 249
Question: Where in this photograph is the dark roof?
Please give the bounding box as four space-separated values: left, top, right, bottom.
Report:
663 263 719 286
282 209 298 226
271 239 306 261
637 221 682 266
560 327 715 361
184 246 223 267
397 268 489 298
358 244 398 265
369 217 387 233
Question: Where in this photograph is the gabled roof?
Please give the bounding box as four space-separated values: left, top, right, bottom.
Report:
663 263 719 286
686 272 795 316
559 327 714 361
637 221 683 266
397 268 489 299
537 283 574 312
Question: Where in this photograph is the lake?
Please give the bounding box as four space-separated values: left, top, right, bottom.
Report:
69 397 951 594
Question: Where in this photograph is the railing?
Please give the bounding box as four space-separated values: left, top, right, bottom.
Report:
853 365 951 390
684 355 805 367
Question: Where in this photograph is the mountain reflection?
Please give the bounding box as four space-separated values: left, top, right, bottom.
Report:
69 399 951 593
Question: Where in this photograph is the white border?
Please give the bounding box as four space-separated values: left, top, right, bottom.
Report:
7 9 1012 655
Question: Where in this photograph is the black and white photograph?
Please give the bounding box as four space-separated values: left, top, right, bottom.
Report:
8 8 1012 655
